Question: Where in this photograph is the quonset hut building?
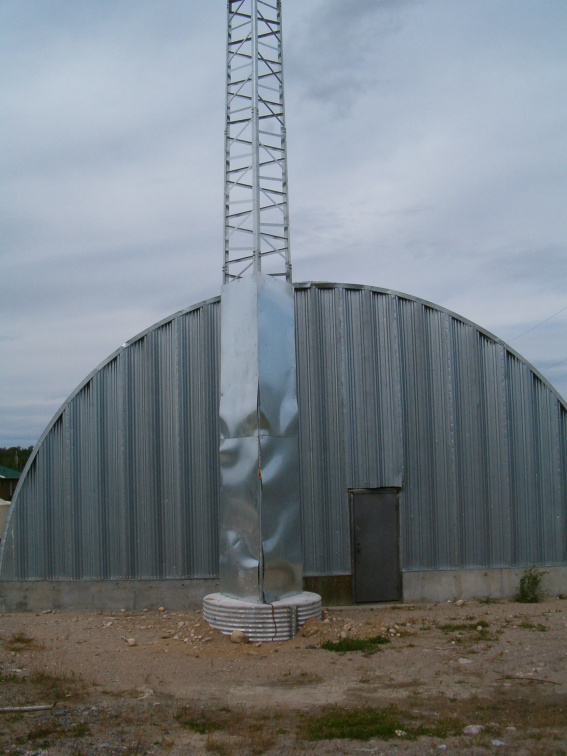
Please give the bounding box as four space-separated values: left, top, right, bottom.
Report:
2 1 566 611
1 283 566 610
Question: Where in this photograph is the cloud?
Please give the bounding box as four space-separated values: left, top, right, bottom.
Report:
1 0 566 445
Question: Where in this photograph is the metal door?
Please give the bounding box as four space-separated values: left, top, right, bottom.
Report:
351 489 401 603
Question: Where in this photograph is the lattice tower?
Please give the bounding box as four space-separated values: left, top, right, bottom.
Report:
223 0 291 283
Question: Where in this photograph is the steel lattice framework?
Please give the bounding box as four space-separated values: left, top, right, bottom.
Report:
223 0 291 283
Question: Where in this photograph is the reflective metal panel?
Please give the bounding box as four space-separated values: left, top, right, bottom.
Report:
219 277 259 440
257 274 298 437
218 272 302 603
260 435 302 602
219 436 261 602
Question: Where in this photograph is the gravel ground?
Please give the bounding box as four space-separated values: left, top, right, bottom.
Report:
0 597 566 754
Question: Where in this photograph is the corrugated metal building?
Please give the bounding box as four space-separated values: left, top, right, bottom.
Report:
1 282 566 606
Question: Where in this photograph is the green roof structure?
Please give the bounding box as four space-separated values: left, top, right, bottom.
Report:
0 466 20 480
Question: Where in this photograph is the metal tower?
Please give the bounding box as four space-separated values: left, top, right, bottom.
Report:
223 0 291 283
204 0 321 639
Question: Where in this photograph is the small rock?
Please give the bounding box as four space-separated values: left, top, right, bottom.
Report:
463 724 484 736
455 599 465 607
305 643 317 649
301 617 323 637
138 685 154 699
395 729 406 737
437 746 447 751
143 608 148 612
159 606 165 613
230 629 249 644
126 638 137 647
340 631 348 639
492 740 506 747
458 658 473 664
477 625 483 631
505 726 516 732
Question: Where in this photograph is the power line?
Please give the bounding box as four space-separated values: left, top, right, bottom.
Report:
508 303 567 342
541 356 567 370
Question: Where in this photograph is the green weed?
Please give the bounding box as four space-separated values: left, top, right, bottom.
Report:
518 621 548 632
5 632 36 652
72 722 91 737
300 705 460 741
320 635 390 654
516 567 547 603
439 620 489 634
175 707 228 734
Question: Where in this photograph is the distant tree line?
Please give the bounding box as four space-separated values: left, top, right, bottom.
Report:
0 447 34 472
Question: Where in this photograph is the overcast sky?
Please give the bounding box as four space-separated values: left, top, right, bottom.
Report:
1 0 566 447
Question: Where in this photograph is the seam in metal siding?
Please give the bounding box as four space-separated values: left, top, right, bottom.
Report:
1 283 566 580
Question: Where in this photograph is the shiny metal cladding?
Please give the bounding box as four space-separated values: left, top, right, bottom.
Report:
219 273 302 604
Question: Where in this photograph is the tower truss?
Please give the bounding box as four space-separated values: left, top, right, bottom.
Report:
223 0 291 283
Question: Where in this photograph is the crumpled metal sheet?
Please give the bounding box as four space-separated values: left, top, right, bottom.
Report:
219 273 302 604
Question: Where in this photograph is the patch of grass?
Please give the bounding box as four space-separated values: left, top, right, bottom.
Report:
320 635 390 654
275 670 323 686
206 735 230 754
439 620 497 642
5 631 36 652
29 670 85 702
175 707 228 735
301 706 402 741
516 566 547 603
0 673 25 684
300 705 461 742
27 723 62 742
439 620 489 633
518 621 548 632
72 722 91 737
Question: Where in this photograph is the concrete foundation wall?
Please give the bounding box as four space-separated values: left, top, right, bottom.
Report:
1 567 566 612
403 566 567 603
0 579 219 613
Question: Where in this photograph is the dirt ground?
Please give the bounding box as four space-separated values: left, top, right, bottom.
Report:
0 597 566 755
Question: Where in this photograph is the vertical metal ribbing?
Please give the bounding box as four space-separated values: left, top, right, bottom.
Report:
224 0 291 284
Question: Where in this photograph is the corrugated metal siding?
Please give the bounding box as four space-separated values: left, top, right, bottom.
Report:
295 285 349 575
1 300 221 580
1 283 566 580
